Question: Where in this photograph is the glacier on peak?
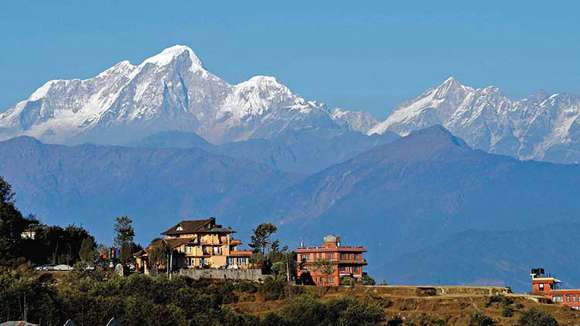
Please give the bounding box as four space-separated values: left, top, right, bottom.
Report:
141 45 203 68
370 77 580 164
0 45 367 145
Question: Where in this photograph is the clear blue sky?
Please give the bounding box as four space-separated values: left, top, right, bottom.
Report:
1 1 580 118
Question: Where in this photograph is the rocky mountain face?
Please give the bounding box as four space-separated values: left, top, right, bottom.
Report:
330 108 378 133
0 45 375 145
369 77 580 164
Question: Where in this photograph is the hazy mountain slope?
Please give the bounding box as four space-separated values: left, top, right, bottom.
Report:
0 136 298 242
135 129 399 174
133 130 214 151
0 45 368 145
330 108 379 133
259 126 580 284
370 77 580 164
384 223 580 291
217 129 398 173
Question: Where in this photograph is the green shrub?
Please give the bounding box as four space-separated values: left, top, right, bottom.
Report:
276 295 384 326
337 297 384 325
361 273 376 285
518 308 558 326
501 305 514 317
259 277 287 300
234 280 259 293
404 313 447 325
485 294 513 307
470 311 494 326
340 275 355 286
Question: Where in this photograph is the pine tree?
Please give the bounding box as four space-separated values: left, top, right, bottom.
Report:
113 216 135 265
79 237 97 263
249 223 278 255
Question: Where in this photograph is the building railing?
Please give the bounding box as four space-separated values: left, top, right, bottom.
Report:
302 258 367 264
297 245 366 250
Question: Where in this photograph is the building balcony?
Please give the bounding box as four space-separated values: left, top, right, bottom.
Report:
296 246 367 253
230 250 253 257
301 258 367 265
338 259 367 265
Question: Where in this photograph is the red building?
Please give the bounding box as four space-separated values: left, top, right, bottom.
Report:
295 235 367 286
530 268 580 310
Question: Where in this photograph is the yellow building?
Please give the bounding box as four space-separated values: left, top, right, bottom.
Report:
136 217 252 273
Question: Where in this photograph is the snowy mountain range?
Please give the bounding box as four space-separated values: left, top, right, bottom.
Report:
0 45 369 145
369 77 580 164
2 45 580 164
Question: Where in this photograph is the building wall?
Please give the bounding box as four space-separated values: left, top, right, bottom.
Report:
550 290 580 310
179 268 266 282
171 233 240 268
530 277 580 310
296 244 367 286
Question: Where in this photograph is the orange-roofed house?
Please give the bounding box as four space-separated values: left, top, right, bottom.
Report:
135 217 252 274
295 235 367 286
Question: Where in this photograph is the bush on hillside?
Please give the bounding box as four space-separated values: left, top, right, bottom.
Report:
403 313 448 325
518 308 558 326
278 295 384 326
470 311 494 326
259 277 287 300
361 273 376 285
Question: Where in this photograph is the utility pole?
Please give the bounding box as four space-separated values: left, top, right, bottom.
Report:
169 250 173 280
23 294 28 322
286 254 291 283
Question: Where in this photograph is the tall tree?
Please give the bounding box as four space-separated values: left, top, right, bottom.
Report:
148 240 169 275
31 225 95 265
79 237 97 263
114 216 135 247
249 223 278 255
114 216 135 265
0 176 32 265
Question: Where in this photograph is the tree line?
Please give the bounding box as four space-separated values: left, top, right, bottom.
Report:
0 176 139 269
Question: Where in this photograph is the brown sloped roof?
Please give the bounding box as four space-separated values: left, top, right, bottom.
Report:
161 218 214 235
164 238 195 249
161 217 234 235
140 238 194 255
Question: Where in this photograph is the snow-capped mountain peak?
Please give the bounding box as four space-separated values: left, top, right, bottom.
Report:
0 45 366 145
436 76 463 92
220 75 316 120
235 75 292 97
141 44 203 68
370 78 580 164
